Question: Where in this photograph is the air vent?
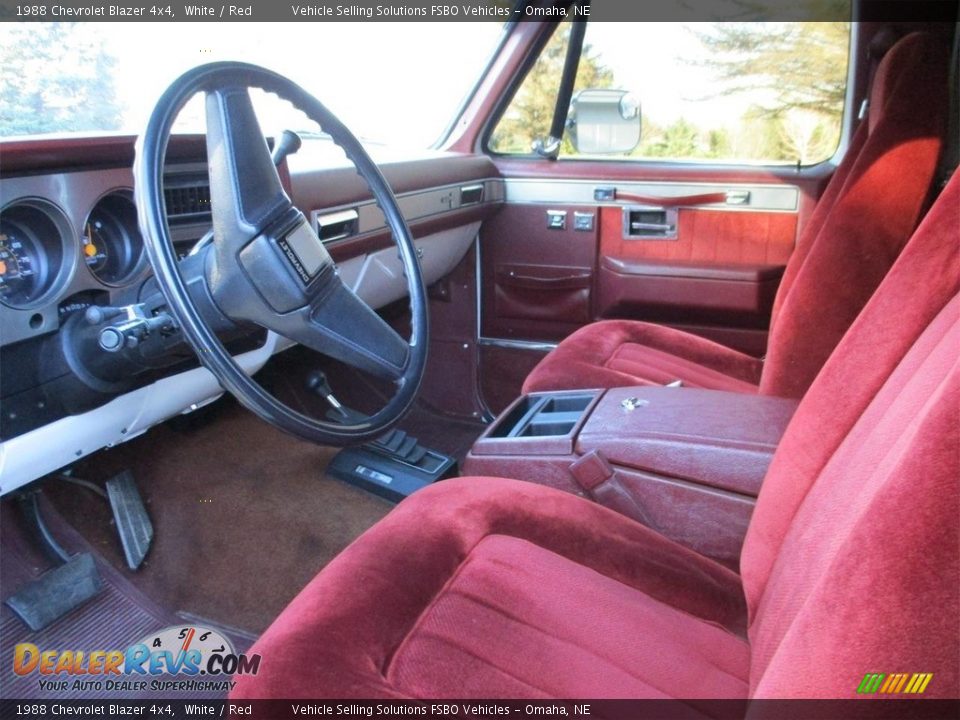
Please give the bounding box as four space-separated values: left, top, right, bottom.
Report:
316 208 359 243
163 182 211 223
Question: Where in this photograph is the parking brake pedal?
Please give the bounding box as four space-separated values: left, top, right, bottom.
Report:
5 493 103 631
106 471 153 570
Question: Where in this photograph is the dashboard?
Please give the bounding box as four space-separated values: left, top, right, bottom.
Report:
0 134 503 494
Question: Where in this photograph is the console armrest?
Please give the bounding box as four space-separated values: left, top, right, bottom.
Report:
463 385 798 568
577 386 798 497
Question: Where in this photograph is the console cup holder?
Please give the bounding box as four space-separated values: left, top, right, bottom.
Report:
490 392 596 439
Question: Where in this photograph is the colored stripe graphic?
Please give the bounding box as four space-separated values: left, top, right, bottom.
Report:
903 673 934 694
880 673 908 693
858 674 885 693
858 672 933 694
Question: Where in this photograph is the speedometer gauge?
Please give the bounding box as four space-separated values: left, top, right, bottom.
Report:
0 227 38 304
0 201 71 309
83 191 144 286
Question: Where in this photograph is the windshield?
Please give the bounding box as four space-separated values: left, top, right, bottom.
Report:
0 22 504 146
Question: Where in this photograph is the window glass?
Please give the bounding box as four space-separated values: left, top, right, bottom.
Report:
490 18 851 165
0 22 504 148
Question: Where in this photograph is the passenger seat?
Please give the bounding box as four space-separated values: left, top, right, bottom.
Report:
523 32 950 399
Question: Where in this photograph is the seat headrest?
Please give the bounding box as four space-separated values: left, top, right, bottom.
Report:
870 32 950 133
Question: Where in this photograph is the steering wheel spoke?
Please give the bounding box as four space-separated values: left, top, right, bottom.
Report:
263 277 410 381
204 85 292 250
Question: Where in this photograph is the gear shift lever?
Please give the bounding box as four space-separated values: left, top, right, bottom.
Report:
305 369 350 420
271 129 302 167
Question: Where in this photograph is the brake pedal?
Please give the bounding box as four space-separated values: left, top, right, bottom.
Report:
106 471 153 570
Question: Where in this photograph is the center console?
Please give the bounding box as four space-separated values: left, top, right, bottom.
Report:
463 386 798 567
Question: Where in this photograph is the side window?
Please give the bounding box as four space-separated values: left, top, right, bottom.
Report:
489 18 851 165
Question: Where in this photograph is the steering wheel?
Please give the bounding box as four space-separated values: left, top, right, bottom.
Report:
133 62 428 445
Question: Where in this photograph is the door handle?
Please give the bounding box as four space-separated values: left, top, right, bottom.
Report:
630 221 676 233
596 187 727 206
595 186 752 207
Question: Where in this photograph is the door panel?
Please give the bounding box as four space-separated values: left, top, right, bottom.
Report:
481 203 598 341
479 168 826 357
495 263 593 323
596 258 785 357
594 203 796 355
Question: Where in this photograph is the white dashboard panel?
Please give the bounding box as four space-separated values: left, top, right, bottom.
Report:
348 222 479 309
0 332 281 495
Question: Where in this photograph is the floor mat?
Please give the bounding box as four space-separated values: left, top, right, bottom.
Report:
43 399 393 634
0 499 246 699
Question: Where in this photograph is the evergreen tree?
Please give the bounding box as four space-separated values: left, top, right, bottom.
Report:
0 23 123 137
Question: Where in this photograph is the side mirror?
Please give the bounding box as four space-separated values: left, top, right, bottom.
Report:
568 89 641 155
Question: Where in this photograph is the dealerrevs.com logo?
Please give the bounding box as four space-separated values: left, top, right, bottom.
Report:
12 625 261 693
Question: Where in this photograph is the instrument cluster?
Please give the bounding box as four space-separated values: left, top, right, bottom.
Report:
0 191 145 311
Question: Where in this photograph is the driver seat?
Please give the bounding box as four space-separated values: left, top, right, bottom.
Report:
232 175 959 699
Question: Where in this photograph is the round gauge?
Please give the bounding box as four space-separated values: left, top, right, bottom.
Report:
0 201 71 309
83 191 144 286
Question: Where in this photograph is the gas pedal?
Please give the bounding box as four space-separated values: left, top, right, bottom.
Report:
106 471 153 571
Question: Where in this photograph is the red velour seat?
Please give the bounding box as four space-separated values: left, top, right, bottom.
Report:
232 175 959 699
523 32 949 400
